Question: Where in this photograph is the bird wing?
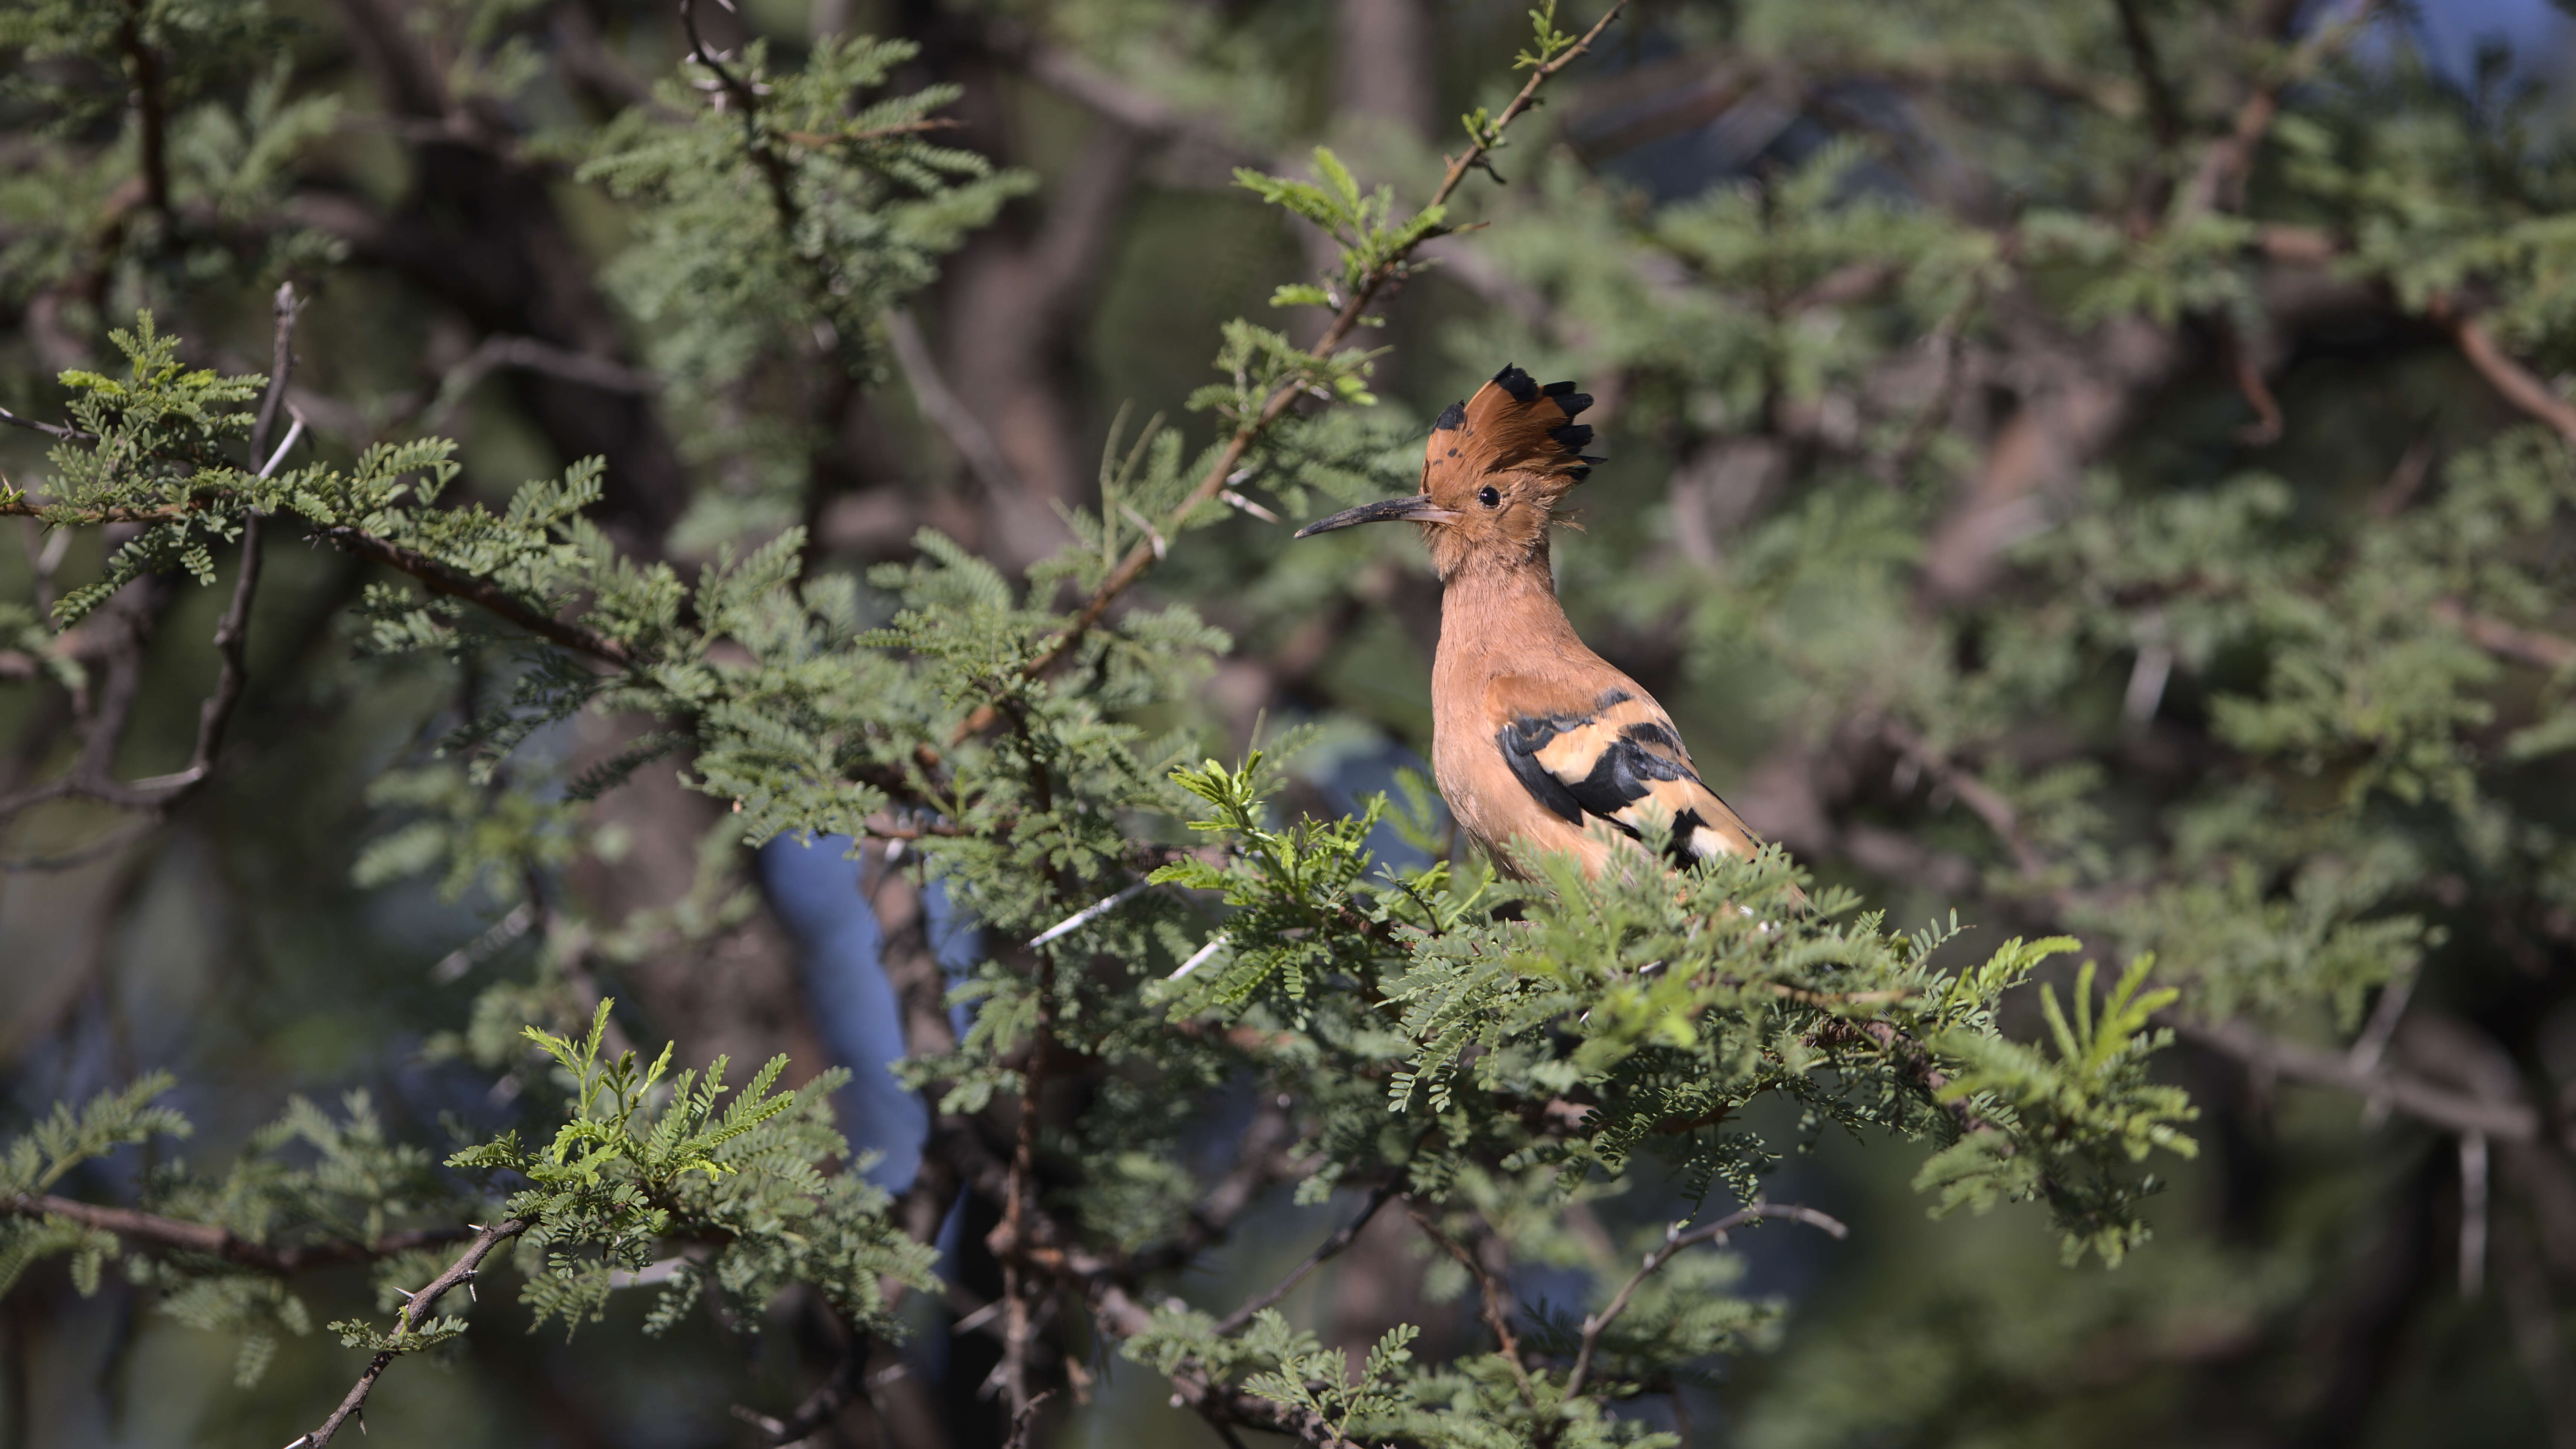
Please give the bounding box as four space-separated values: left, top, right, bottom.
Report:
1488 680 1763 869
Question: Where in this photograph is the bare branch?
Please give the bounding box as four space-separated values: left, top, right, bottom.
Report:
1878 718 2048 877
116 0 173 219
1213 1182 1397 1335
2426 294 2576 443
2181 0 2372 217
139 284 305 802
1561 1203 1848 1404
2430 599 2576 672
2169 1015 2538 1141
884 307 1025 502
284 1217 529 1448
0 405 94 443
4 1191 470 1273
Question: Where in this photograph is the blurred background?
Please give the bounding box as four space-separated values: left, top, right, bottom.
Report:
7 0 2576 1443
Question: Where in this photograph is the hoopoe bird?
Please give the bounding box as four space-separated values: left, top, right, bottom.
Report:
1296 365 1774 884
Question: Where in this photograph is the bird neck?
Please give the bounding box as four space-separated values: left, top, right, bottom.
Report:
1434 547 1582 672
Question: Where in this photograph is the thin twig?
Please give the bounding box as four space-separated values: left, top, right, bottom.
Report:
2460 1131 2490 1296
1560 1202 1847 1405
1879 718 2048 877
884 307 1024 501
2182 0 2374 217
281 1217 529 1448
1213 1182 1396 1334
951 0 1628 743
0 406 94 443
1027 879 1151 948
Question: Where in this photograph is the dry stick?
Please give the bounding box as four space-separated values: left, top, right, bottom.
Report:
1559 1203 1848 1405
282 1217 529 1449
949 0 1629 745
2 1192 469 1273
1211 1181 1398 1334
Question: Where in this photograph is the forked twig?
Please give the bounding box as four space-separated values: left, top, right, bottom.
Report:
1560 1202 1847 1404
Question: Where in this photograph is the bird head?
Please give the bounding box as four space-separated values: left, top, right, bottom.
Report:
1294 365 1599 580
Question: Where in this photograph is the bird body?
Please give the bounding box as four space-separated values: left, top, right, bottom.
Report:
1298 366 1768 882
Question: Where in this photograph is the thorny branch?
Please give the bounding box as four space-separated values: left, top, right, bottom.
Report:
282 1217 529 1449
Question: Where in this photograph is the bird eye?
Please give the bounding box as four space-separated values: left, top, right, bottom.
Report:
1477 486 1502 509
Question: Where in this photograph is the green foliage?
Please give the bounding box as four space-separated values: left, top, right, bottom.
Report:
579 33 1029 395
1242 146 1446 321
448 1001 936 1337
23 0 2570 1441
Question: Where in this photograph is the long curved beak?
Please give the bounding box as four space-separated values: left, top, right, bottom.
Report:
1292 495 1462 538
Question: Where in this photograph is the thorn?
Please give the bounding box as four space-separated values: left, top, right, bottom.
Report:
1219 489 1281 524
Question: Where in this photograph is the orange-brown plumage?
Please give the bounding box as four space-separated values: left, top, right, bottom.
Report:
1297 365 1772 882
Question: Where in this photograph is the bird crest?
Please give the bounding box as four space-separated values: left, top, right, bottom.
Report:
1417 365 1602 576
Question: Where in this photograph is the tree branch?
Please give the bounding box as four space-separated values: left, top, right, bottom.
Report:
2430 599 2576 672
883 307 1025 502
1560 1202 1848 1405
117 0 172 220
1406 1205 1539 1413
2110 0 2182 153
3 1192 470 1274
1212 1181 1396 1335
284 1217 529 1448
2170 1015 2540 1141
308 526 635 666
2426 294 2576 443
141 283 304 801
